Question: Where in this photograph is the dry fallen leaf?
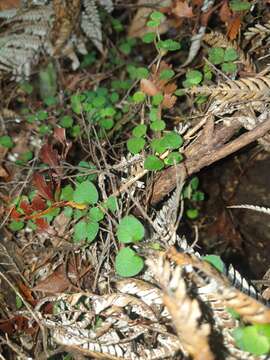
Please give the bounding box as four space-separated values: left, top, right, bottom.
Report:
0 0 20 11
171 0 194 18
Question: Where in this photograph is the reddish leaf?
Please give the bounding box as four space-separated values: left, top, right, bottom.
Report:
10 208 21 220
32 172 54 201
31 195 46 211
140 79 159 96
35 218 49 231
0 316 29 335
40 142 59 168
18 283 36 306
219 0 232 23
53 128 66 145
19 200 33 215
227 15 241 41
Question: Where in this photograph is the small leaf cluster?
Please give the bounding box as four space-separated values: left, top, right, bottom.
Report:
182 177 205 220
115 215 145 277
208 47 239 74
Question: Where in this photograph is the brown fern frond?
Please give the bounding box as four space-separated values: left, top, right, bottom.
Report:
167 248 270 324
244 21 270 50
204 31 256 73
147 255 214 360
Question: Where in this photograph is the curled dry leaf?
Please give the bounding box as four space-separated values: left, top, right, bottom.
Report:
140 79 159 96
32 172 54 201
40 142 59 169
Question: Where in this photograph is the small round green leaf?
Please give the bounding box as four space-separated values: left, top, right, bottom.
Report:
133 91 146 103
86 221 99 242
186 208 199 219
73 220 87 242
117 215 145 243
150 11 166 22
132 124 147 137
127 137 145 154
115 247 144 277
185 70 203 86
164 151 183 165
89 207 104 222
61 185 74 201
208 47 224 65
152 93 163 105
150 138 167 153
159 68 175 80
142 32 156 43
221 62 237 73
232 325 270 356
224 48 238 62
157 39 181 51
149 108 160 122
104 196 118 212
162 131 183 150
150 120 166 131
9 221 24 231
73 181 99 205
144 155 164 171
0 135 14 149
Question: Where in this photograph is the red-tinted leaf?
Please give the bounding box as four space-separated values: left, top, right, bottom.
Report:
35 218 49 231
40 142 59 168
32 173 54 201
219 0 232 23
53 128 66 145
10 208 21 220
227 15 241 41
19 200 33 215
18 283 36 306
31 195 46 211
32 265 73 293
0 316 29 335
172 0 194 18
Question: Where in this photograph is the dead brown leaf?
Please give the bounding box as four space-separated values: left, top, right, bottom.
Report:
0 0 20 11
171 0 194 18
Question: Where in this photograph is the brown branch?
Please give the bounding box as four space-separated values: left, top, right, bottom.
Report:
150 118 270 205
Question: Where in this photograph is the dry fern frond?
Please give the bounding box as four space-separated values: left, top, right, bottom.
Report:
244 21 270 50
37 291 180 359
190 75 270 115
204 31 256 73
167 248 270 324
148 254 214 360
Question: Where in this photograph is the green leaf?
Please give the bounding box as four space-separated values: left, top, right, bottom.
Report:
133 91 146 103
104 196 118 212
152 93 163 105
73 220 87 242
77 161 97 182
136 67 149 79
157 39 181 51
71 94 82 114
60 115 74 128
190 177 199 190
144 155 164 170
89 207 104 222
232 325 270 355
147 19 160 27
186 208 199 219
191 190 205 201
164 152 183 165
63 206 73 218
100 118 114 130
0 135 14 149
73 181 99 205
159 68 175 80
37 110 48 121
224 48 238 62
132 124 147 137
229 0 251 12
227 307 240 319
86 221 99 242
221 62 237 73
150 138 167 153
115 247 144 277
38 124 51 135
162 131 183 150
71 124 81 138
44 96 58 107
150 11 166 22
119 42 132 55
127 137 145 154
150 120 166 131
149 108 160 122
203 254 225 273
208 47 225 65
185 70 203 86
60 185 74 201
9 221 24 231
142 32 156 43
117 215 145 243
16 294 23 309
